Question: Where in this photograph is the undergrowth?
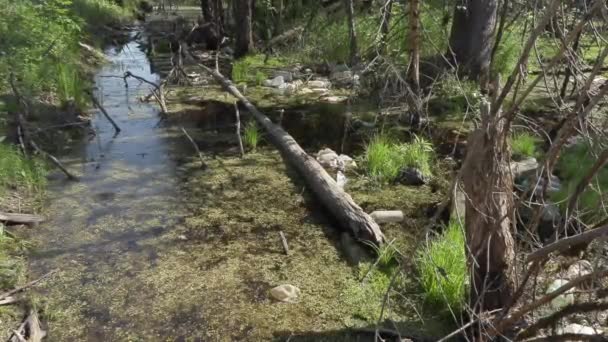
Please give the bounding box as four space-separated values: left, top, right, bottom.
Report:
0 144 47 195
243 121 261 151
510 132 539 159
416 220 467 315
231 54 292 84
364 134 434 184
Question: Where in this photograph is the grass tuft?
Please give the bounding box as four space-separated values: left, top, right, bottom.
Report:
416 220 468 315
243 121 261 151
364 134 434 184
0 144 47 195
511 132 539 159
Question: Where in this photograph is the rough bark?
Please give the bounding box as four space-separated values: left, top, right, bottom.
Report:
0 212 44 224
344 0 359 65
234 0 254 57
196 63 385 244
460 100 515 323
408 0 420 90
448 0 499 84
200 0 214 23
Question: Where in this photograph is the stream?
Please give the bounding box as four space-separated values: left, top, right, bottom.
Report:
29 31 394 341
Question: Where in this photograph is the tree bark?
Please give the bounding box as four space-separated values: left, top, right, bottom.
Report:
378 0 393 55
196 63 385 244
460 100 515 325
448 0 499 85
200 0 214 23
408 0 420 90
344 0 359 65
234 0 255 58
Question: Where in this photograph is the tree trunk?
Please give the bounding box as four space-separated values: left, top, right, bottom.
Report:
197 63 385 244
378 0 393 55
200 0 214 23
234 0 254 58
408 0 420 90
448 0 499 85
461 100 515 327
344 0 359 65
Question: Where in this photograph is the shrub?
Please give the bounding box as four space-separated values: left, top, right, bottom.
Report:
511 132 539 159
364 134 434 184
416 220 468 314
243 121 261 151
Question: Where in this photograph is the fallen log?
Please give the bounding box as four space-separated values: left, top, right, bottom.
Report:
0 212 44 225
196 63 385 244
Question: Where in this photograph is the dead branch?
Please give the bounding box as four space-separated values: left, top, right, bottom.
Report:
526 225 608 263
519 301 608 339
0 296 19 305
279 231 289 255
193 58 385 244
0 269 58 301
234 103 245 158
0 212 44 225
523 333 607 342
87 91 121 134
494 269 608 334
29 139 78 181
123 71 168 114
180 127 207 169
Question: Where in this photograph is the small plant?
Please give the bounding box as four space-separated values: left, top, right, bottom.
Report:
511 132 538 159
0 143 46 194
362 238 398 269
416 220 468 314
57 63 87 109
243 121 261 151
364 134 434 184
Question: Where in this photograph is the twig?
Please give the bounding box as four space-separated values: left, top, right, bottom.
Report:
0 269 58 301
526 224 608 263
0 296 18 305
234 103 245 158
279 231 289 255
87 91 121 134
180 127 207 169
519 301 608 339
523 333 607 342
29 139 78 181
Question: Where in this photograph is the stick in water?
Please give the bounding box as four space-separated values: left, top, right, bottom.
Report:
234 102 245 158
180 127 207 169
88 91 121 134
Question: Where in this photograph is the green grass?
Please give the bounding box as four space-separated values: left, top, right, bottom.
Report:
364 134 434 184
0 144 47 195
231 54 292 84
0 226 28 290
416 220 467 315
71 0 132 28
243 121 261 151
511 132 539 159
57 63 87 109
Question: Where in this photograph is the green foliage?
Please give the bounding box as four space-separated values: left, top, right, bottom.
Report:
510 132 539 159
243 121 261 151
0 144 47 195
364 134 434 184
0 225 29 290
362 238 398 269
492 31 522 77
57 63 87 108
416 220 467 315
552 143 608 224
231 54 291 84
71 0 131 28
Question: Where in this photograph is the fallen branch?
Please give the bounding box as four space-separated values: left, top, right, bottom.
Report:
124 71 168 114
180 127 207 169
234 103 245 158
29 139 78 181
526 224 608 263
519 301 608 339
0 212 44 225
0 296 18 305
87 91 121 134
279 231 289 255
0 269 58 301
195 61 384 244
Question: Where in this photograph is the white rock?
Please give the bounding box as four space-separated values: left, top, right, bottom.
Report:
270 284 300 302
316 148 339 168
336 170 347 188
510 157 538 177
310 88 329 94
298 87 314 95
337 154 357 170
292 80 303 88
567 260 593 288
272 70 293 82
322 96 348 103
547 279 575 309
558 323 599 335
307 80 331 89
267 75 285 88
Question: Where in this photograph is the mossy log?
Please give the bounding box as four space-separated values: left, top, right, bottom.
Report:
196 63 385 244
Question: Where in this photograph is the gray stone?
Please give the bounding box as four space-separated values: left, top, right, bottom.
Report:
396 167 426 186
547 279 575 309
272 70 293 82
316 148 339 169
266 75 285 88
336 170 347 189
558 323 600 335
321 95 348 103
566 260 593 288
370 211 404 224
510 157 538 178
337 154 357 170
307 79 331 89
270 284 301 302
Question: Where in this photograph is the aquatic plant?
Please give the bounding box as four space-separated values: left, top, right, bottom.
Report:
243 121 261 151
416 220 467 315
364 134 434 184
510 132 538 159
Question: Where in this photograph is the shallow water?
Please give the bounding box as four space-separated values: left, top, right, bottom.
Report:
29 35 392 341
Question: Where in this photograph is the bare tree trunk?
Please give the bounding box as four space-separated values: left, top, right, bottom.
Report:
200 0 214 23
378 0 393 55
234 0 254 58
344 0 359 65
461 100 515 325
408 0 420 90
448 0 499 86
